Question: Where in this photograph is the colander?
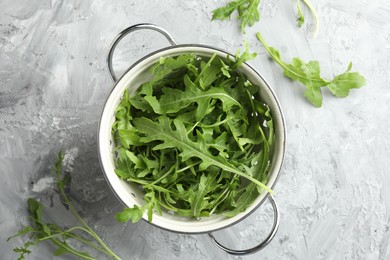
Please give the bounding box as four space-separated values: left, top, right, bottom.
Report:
98 24 286 255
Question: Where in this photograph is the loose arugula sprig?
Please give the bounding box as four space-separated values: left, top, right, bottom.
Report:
256 32 366 107
211 0 260 33
8 152 121 260
113 43 275 223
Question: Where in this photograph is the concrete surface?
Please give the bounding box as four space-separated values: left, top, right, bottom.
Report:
1 0 389 259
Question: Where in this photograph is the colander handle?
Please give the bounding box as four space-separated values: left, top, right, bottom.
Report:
208 194 280 256
107 23 177 82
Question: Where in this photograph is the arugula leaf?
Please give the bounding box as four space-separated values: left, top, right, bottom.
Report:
145 74 242 121
116 205 144 223
12 241 34 260
116 191 162 223
233 41 257 69
327 63 366 97
189 173 217 218
256 32 366 107
212 0 261 33
238 0 260 33
195 53 221 89
149 54 197 84
6 226 35 242
211 0 247 21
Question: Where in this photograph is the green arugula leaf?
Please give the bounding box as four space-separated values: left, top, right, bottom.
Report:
27 198 43 223
256 32 366 107
212 0 260 33
238 0 260 33
212 0 247 21
195 53 220 89
220 59 231 78
117 191 163 223
6 226 35 242
117 129 141 148
144 191 163 222
327 62 366 97
144 74 242 121
149 54 197 84
207 132 230 158
233 41 257 69
189 174 207 217
116 205 144 223
12 241 34 260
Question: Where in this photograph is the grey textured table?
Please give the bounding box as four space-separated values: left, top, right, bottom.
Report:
1 0 389 259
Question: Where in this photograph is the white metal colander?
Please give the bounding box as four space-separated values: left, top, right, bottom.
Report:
98 24 286 255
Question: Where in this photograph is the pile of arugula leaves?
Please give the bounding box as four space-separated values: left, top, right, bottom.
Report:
114 44 275 223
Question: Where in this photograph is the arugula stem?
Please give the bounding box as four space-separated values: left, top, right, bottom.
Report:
256 32 296 75
39 228 112 257
213 158 271 193
128 177 179 195
175 161 201 173
38 226 113 256
209 188 230 215
56 155 122 260
156 195 192 216
150 164 176 185
60 196 119 258
244 144 256 158
67 203 121 260
300 0 319 37
50 238 96 260
65 233 113 256
38 226 93 242
198 115 230 128
186 121 200 136
256 32 327 84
